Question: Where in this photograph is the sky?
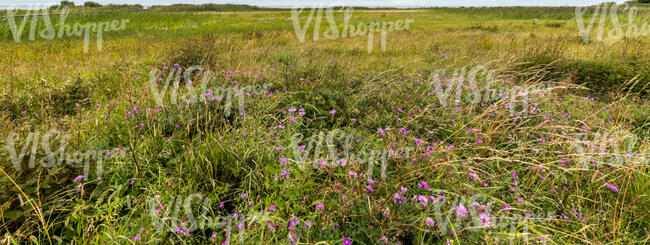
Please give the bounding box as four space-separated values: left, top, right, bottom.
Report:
0 0 625 8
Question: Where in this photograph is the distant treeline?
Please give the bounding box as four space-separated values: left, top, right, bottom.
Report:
147 4 282 12
144 4 410 12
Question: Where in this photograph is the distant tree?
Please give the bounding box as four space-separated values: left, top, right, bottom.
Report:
638 0 650 3
60 1 75 7
84 1 102 7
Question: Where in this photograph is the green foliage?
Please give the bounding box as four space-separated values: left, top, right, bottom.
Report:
83 2 102 7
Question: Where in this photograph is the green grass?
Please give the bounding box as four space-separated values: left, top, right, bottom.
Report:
0 4 649 244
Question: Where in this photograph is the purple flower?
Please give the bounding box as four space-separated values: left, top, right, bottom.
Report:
329 110 336 115
456 204 468 218
281 168 290 179
468 173 478 181
337 159 346 166
605 183 619 192
479 213 491 225
130 179 135 185
275 146 285 151
73 175 84 183
377 128 386 137
380 236 389 244
303 220 312 230
280 158 288 165
241 193 248 199
269 204 276 212
315 202 325 211
417 181 430 190
287 217 299 231
425 217 435 228
342 237 352 245
414 195 428 207
348 171 358 178
132 234 140 242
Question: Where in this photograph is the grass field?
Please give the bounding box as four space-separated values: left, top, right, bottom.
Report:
1 3 649 244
